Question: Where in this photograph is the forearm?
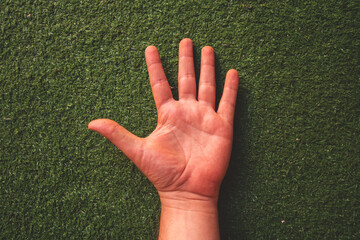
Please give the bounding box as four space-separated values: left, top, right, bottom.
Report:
158 195 220 240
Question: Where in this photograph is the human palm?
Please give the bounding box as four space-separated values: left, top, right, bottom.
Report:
89 38 239 201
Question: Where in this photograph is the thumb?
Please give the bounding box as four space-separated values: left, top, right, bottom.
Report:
88 119 143 161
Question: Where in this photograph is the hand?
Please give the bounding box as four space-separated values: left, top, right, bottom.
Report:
88 38 239 203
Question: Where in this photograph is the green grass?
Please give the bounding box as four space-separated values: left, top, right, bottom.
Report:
1 0 359 239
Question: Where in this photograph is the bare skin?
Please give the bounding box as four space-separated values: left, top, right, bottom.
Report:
88 38 239 240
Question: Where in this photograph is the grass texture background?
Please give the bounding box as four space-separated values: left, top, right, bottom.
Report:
1 0 359 239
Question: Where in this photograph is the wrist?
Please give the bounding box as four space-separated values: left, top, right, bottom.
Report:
158 191 220 240
159 191 218 213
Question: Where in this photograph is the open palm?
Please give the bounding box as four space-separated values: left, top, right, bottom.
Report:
89 38 239 201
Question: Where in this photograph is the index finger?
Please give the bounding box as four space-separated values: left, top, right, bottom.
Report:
145 46 173 110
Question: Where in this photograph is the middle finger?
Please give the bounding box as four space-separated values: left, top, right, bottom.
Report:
178 38 196 100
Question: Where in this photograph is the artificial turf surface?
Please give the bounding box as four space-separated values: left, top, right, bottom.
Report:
1 0 359 239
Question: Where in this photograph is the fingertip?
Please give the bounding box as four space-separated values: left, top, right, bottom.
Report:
201 46 215 66
179 38 193 50
88 119 113 131
88 119 97 130
227 69 238 77
180 38 193 44
201 46 214 54
145 45 158 54
227 69 239 88
145 45 162 67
